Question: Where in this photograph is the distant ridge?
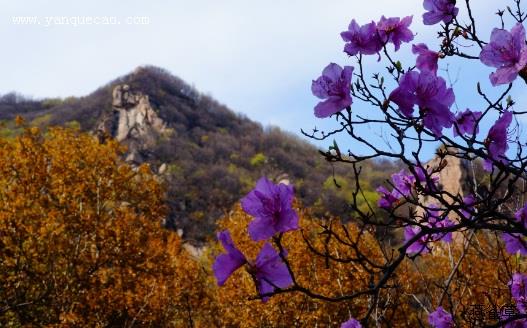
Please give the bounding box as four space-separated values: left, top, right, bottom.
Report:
0 66 400 241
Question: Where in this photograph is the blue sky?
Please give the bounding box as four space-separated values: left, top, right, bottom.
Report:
1 0 524 160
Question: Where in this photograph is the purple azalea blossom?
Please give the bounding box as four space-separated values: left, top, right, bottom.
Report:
312 63 354 118
341 20 383 57
251 243 294 302
213 230 247 286
341 317 362 328
480 23 527 86
404 225 430 254
504 320 527 328
241 177 299 241
515 203 527 228
405 208 453 255
378 167 440 211
423 0 459 25
460 194 476 220
377 16 414 51
510 273 527 314
377 170 417 210
453 109 482 137
428 306 455 328
391 169 416 197
502 233 527 256
484 111 513 171
376 186 400 209
412 43 440 74
212 230 293 301
389 70 455 137
427 209 454 243
415 165 440 193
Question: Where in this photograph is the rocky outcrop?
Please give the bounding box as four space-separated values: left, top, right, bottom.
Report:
426 151 473 198
417 150 473 215
417 149 474 246
97 84 170 163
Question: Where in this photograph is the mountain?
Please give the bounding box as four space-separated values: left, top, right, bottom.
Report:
0 66 401 241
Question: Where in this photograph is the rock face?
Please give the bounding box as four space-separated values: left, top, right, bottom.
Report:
418 149 474 246
98 84 169 163
417 150 473 215
427 152 473 198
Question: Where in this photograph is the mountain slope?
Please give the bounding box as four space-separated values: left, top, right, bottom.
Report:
0 66 400 241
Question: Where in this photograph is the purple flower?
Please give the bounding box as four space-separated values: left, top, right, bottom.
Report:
504 320 527 328
480 23 527 86
460 194 476 220
453 109 482 137
405 207 453 255
389 70 455 137
484 111 513 171
428 306 454 328
212 230 293 301
312 63 354 118
415 166 440 193
377 16 414 51
391 169 416 197
213 230 248 286
423 0 459 25
376 186 400 209
377 169 418 210
251 243 293 301
516 203 527 229
341 317 362 328
404 226 430 254
510 273 527 313
502 233 527 256
412 43 440 74
341 20 383 57
241 177 299 241
427 209 454 243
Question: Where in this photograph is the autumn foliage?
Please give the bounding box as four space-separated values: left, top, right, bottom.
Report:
0 124 523 327
0 125 210 327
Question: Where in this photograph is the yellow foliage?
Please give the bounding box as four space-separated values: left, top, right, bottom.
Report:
0 126 211 327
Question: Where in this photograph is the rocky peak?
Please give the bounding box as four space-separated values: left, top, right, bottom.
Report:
97 84 170 163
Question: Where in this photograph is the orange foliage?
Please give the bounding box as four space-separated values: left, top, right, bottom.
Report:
0 126 210 327
209 205 522 327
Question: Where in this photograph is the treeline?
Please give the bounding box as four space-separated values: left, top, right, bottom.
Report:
0 66 402 241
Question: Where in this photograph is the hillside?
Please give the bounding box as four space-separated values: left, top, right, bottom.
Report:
0 66 401 241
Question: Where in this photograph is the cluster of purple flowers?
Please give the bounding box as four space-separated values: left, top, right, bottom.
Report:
404 207 454 255
304 0 526 326
501 203 527 256
212 177 298 301
376 167 438 210
340 15 413 57
510 273 527 314
311 14 415 119
389 68 455 137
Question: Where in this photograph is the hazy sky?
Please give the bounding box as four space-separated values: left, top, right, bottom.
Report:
1 0 523 159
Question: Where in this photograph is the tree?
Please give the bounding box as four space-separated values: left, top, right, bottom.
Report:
0 124 210 327
211 1 527 327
